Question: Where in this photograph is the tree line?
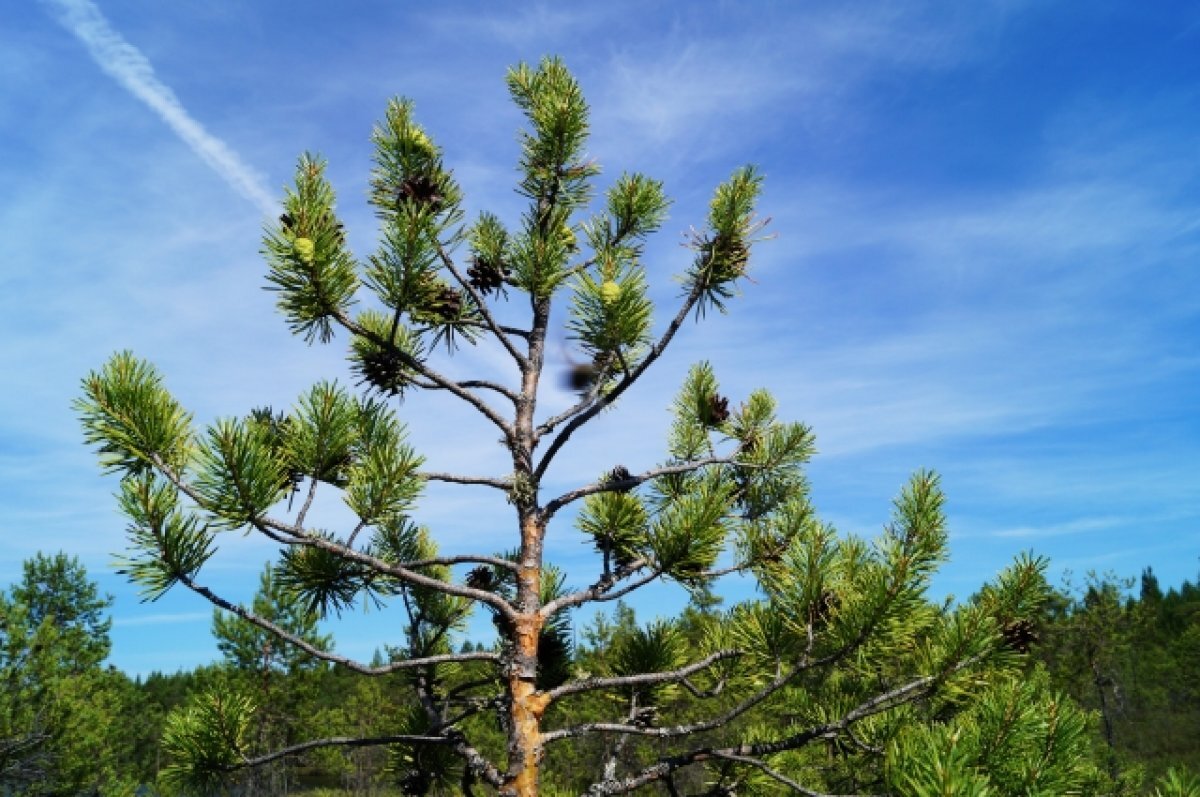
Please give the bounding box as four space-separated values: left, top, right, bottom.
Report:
1 551 1197 795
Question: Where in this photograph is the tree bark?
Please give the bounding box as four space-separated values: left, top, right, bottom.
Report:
502 512 550 796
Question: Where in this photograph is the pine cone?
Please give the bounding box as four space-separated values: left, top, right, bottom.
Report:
356 348 408 396
396 174 443 207
466 566 495 592
604 465 634 491
292 237 316 264
1001 618 1038 653
705 393 730 426
427 285 463 322
467 257 509 296
599 280 621 304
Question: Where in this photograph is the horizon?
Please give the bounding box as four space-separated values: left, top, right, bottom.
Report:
2 0 1197 677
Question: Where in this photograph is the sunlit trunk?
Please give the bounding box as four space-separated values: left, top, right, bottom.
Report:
501 512 550 796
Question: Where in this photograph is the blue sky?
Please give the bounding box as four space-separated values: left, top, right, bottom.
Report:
2 0 1198 677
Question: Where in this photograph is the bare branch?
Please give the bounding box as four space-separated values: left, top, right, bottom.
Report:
265 517 519 615
843 725 884 756
422 377 520 404
544 660 789 744
534 280 705 482
534 371 607 439
582 658 984 795
235 734 451 769
542 455 737 519
401 553 520 573
547 649 741 701
697 561 753 579
232 730 503 789
437 243 529 369
178 572 499 675
601 697 643 784
680 674 727 700
706 752 823 796
293 475 319 528
447 729 506 789
421 471 514 491
540 560 660 617
459 380 521 403
498 325 530 340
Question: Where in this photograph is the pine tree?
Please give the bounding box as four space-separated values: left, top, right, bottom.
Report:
212 562 333 795
77 57 1084 795
0 554 139 795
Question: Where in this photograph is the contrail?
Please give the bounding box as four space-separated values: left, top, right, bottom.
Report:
43 0 277 215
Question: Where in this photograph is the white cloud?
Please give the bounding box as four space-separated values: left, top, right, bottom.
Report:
41 0 275 215
112 611 211 627
987 515 1130 540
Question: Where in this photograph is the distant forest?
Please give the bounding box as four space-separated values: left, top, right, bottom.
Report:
1 553 1197 795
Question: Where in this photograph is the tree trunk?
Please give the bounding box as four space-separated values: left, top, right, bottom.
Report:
502 634 549 796
501 512 549 796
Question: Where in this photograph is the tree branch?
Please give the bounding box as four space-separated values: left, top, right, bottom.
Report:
540 560 660 617
582 657 984 795
293 474 319 528
547 649 741 701
148 455 521 620
232 730 503 789
499 325 531 340
415 377 520 404
541 455 739 519
543 659 789 744
178 572 499 676
421 471 514 490
266 518 520 616
402 553 520 573
235 734 451 769
333 309 515 439
534 279 705 482
455 379 521 404
437 243 529 370
706 752 826 796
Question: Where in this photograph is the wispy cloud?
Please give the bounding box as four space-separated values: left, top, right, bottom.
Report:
112 611 211 628
988 515 1130 540
41 0 274 214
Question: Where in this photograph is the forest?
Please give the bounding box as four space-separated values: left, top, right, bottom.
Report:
0 551 1197 795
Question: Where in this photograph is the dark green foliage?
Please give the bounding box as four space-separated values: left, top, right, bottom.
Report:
537 567 573 690
1033 568 1200 787
577 491 647 571
0 555 142 795
349 308 426 397
160 688 256 793
277 536 380 619
467 212 512 297
10 553 112 671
